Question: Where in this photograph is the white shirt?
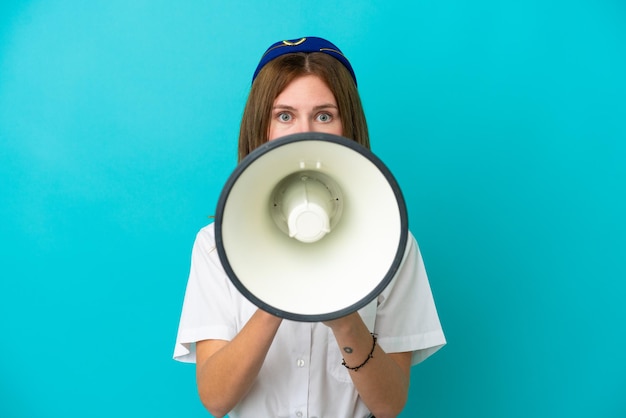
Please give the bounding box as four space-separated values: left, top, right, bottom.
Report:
174 223 446 418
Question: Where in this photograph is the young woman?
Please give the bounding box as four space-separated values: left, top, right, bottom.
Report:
174 36 446 418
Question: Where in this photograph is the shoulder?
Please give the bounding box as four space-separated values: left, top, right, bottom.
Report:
197 222 216 241
192 223 217 251
391 230 423 283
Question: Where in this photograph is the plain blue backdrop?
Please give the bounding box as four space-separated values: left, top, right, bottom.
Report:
1 1 624 417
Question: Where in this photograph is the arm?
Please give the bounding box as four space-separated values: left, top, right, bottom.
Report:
195 309 283 418
325 313 412 418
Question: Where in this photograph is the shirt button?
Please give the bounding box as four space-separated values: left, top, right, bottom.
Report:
296 411 303 418
296 358 305 368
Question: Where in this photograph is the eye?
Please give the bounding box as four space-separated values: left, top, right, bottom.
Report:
316 112 333 123
277 112 292 122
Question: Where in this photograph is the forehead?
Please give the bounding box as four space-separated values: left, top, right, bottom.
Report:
274 75 336 103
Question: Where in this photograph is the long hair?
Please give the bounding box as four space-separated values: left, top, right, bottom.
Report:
238 52 369 162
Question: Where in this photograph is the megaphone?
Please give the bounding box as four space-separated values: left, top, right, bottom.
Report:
215 132 408 322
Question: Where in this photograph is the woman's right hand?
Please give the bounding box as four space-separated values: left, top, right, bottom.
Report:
195 309 282 417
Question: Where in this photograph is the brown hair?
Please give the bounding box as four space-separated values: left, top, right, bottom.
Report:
238 52 369 162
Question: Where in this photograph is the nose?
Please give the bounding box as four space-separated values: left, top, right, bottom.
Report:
293 118 314 133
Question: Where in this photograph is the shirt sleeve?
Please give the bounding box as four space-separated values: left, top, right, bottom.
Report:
173 224 240 363
374 232 446 366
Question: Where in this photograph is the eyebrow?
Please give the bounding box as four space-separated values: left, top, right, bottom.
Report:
272 103 339 111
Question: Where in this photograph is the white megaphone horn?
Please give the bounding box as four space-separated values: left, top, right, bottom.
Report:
215 132 408 322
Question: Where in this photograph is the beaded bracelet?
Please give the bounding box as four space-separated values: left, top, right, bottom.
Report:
341 333 377 372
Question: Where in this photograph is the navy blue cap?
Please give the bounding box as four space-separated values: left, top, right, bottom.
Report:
252 36 357 86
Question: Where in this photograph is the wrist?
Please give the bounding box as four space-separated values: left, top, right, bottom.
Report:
255 308 283 327
341 332 377 372
324 312 360 335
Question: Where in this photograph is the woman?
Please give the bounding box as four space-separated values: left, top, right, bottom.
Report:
174 36 446 418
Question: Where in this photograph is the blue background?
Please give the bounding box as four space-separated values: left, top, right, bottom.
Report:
1 1 624 417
